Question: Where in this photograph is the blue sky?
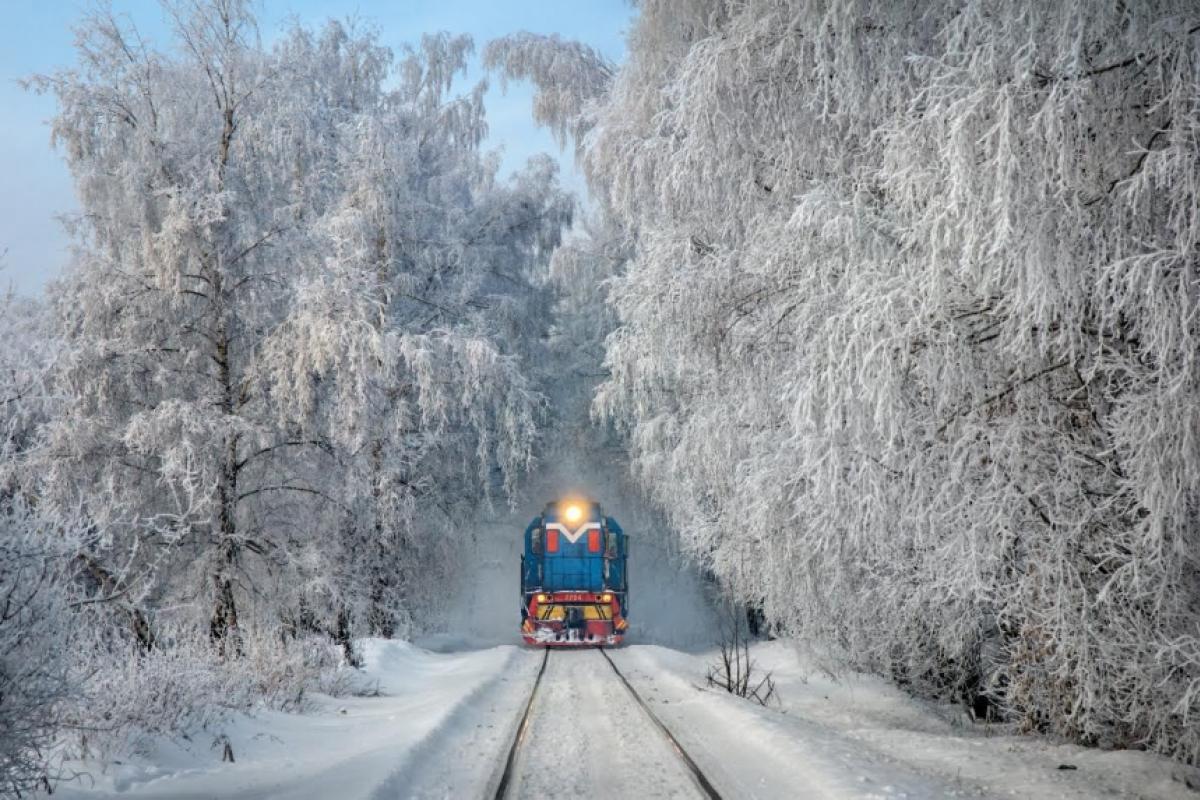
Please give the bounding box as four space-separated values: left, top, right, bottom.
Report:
0 1 633 296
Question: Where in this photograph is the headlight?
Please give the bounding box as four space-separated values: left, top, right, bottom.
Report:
600 592 612 603
536 593 549 604
564 504 582 522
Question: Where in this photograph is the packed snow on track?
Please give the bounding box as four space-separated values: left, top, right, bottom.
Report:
501 647 702 799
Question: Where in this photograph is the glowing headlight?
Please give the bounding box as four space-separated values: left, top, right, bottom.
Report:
536 593 549 604
600 593 613 603
564 504 582 523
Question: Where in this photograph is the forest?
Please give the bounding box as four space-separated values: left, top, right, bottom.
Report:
2 0 1199 794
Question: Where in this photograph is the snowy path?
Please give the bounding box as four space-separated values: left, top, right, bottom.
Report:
503 647 705 799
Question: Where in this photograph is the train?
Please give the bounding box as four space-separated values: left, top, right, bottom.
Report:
520 499 628 646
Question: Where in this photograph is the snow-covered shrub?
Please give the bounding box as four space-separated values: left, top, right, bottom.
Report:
0 502 76 798
63 624 341 763
0 288 73 796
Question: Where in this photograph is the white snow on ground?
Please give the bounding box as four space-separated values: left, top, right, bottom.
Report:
609 642 1200 800
52 640 537 800
52 638 1200 799
609 646 979 799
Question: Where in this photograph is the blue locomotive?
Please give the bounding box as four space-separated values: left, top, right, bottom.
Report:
520 499 628 646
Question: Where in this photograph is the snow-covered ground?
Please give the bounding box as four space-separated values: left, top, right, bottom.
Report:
52 640 537 799
52 637 1200 799
609 643 1200 799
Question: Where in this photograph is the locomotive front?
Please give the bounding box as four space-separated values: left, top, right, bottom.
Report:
520 499 628 646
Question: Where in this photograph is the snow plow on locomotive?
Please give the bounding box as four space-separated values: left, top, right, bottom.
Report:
520 499 628 646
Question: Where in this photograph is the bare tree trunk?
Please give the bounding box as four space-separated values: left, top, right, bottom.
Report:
209 541 241 656
207 80 245 656
209 241 242 656
335 606 360 666
209 366 243 655
367 439 395 638
365 232 397 639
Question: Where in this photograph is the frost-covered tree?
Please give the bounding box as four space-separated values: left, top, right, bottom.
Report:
485 32 613 156
265 32 572 638
484 34 627 452
0 292 56 498
494 0 1200 764
0 501 76 799
30 1 570 663
0 292 76 798
33 0 353 656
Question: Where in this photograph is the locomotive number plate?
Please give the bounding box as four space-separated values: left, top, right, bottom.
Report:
552 592 594 602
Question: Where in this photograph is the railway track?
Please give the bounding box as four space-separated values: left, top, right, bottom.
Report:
492 648 550 799
493 647 722 800
596 647 723 800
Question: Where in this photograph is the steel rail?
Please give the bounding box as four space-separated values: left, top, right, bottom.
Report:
597 647 724 800
493 647 550 799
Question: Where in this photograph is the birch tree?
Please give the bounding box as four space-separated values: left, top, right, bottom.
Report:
0 292 76 797
493 0 1200 764
34 0 335 655
261 33 571 639
32 1 570 660
0 293 55 498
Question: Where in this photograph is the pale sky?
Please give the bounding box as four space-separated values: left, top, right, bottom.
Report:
0 1 632 296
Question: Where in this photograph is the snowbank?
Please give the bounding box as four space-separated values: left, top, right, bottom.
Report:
52 639 528 799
